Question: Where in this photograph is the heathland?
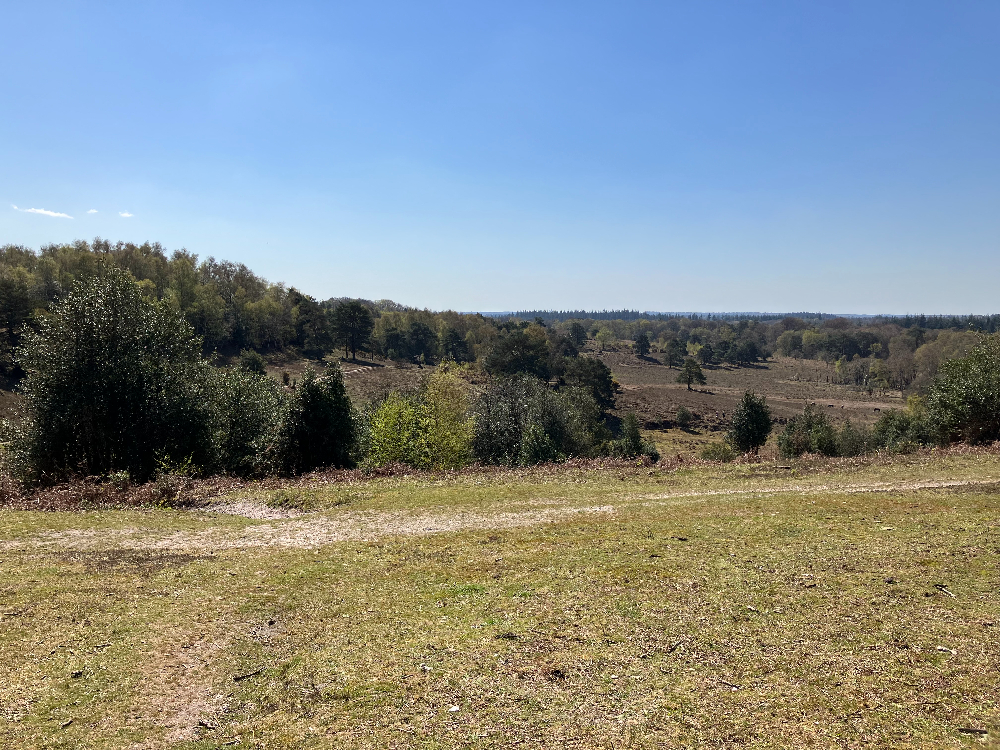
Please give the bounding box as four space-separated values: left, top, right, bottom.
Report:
1 241 999 746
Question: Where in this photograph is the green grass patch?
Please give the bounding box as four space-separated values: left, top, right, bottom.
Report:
1 452 998 747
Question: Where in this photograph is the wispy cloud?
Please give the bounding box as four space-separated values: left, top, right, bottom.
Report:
87 209 98 214
12 204 73 219
119 211 133 218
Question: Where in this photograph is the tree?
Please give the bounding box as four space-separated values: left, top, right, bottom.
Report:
405 320 437 363
728 391 771 453
633 332 651 357
270 368 356 474
484 330 550 379
0 267 35 351
663 339 686 368
926 333 1000 444
568 321 587 347
729 339 761 365
439 326 472 362
697 342 715 365
11 265 216 481
676 358 706 390
289 289 333 359
562 356 617 410
0 266 36 374
594 328 615 351
332 301 374 360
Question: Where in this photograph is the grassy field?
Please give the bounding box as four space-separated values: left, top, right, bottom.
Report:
1 450 998 748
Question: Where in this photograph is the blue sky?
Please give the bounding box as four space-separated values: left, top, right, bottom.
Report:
3 1 998 313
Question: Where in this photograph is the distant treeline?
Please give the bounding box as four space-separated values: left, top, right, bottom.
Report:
0 240 499 372
509 310 828 323
511 311 1000 329
872 314 1000 332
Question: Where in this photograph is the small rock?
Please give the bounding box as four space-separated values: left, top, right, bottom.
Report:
448 705 460 712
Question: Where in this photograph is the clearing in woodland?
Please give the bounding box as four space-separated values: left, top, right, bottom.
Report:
1 448 998 748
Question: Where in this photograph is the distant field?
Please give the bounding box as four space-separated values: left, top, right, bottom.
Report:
1 450 998 747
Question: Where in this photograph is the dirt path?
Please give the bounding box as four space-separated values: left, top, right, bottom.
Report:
2 476 996 554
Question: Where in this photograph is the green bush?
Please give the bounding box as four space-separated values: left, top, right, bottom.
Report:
9 265 217 482
210 367 285 476
363 370 475 470
238 348 267 375
835 419 873 457
700 441 737 462
728 391 772 453
778 405 872 458
471 376 607 465
612 412 660 462
421 370 475 469
778 405 839 458
871 408 929 452
675 406 694 430
926 334 1000 444
364 392 424 468
268 368 356 474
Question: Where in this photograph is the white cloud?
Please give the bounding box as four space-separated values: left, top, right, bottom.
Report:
87 209 98 214
11 204 73 219
119 211 133 218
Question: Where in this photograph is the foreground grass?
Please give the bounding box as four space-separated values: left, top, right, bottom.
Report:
1 453 998 748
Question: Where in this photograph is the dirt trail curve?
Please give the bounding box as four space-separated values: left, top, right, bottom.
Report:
2 477 996 553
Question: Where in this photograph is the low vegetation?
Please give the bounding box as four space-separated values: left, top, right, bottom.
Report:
3 243 1000 490
0 450 997 747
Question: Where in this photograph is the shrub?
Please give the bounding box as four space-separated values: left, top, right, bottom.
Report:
9 265 216 482
871 408 929 452
210 367 285 476
835 420 872 457
364 392 424 468
925 334 1000 444
421 369 475 469
238 348 267 375
268 367 356 474
471 376 607 465
520 423 560 465
675 406 694 430
612 412 660 462
363 370 474 470
701 441 737 462
778 405 839 458
728 391 771 453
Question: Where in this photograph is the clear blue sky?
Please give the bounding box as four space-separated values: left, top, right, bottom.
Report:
3 1 998 314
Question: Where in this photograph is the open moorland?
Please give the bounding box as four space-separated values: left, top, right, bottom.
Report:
324 346 905 460
1 449 999 748
3 243 998 748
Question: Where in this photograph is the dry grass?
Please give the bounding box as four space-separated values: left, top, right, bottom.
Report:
0 450 998 748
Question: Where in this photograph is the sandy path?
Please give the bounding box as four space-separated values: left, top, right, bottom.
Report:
0 504 617 553
1 477 996 553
